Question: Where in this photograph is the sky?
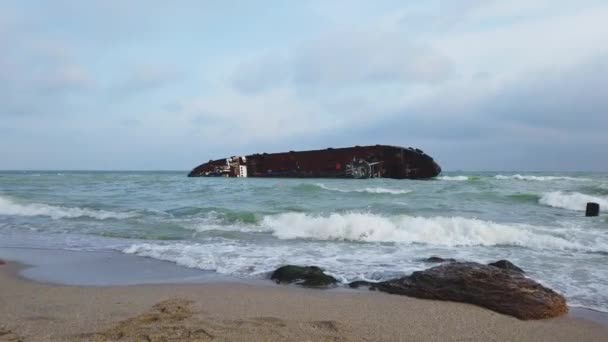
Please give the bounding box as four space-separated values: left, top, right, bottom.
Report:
1 0 607 171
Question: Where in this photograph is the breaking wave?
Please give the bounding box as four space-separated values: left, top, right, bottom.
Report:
495 174 590 181
314 183 412 195
539 192 608 211
0 195 136 220
583 183 608 196
438 176 470 181
261 212 591 250
122 212 606 279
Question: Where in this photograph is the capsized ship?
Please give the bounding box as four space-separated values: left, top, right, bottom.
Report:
188 145 441 179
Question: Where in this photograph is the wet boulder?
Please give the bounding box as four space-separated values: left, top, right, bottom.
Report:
422 256 456 263
488 260 525 274
271 265 337 288
0 259 5 266
367 262 567 320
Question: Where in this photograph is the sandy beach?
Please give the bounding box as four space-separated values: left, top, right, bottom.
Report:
1 251 607 341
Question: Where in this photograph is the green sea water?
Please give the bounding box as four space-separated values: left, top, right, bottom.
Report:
1 171 607 311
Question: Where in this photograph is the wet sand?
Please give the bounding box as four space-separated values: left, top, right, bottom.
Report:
1 251 607 341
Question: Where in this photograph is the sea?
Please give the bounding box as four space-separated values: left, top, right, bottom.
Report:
1 171 607 312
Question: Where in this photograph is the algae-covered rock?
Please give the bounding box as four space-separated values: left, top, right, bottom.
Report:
271 265 337 288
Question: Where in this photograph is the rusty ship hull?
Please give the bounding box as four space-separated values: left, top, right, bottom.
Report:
188 145 441 179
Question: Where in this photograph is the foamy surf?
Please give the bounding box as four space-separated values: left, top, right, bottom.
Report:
3 171 608 314
495 174 590 181
123 241 319 278
124 243 220 271
314 183 412 195
0 195 136 220
261 212 593 251
539 191 608 211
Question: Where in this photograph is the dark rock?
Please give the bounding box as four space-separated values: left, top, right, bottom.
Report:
367 262 567 320
0 259 5 266
586 202 600 217
271 265 337 288
488 260 525 274
348 280 376 289
423 256 456 263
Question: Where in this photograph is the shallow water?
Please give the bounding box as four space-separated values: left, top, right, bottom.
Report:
1 171 607 311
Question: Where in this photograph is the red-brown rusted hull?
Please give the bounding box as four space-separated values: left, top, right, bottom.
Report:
188 145 441 179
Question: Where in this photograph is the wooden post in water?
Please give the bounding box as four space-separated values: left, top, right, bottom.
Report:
585 202 599 217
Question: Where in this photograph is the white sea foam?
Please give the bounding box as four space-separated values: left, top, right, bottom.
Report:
122 211 608 312
438 176 469 181
123 242 310 277
124 243 220 270
495 174 590 181
122 228 608 312
123 240 422 282
315 183 412 195
0 195 135 220
539 191 608 211
261 212 591 250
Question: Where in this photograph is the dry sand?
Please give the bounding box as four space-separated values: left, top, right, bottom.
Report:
1 260 607 342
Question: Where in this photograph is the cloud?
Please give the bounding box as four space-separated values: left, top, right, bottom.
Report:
1 0 607 170
180 88 331 144
487 57 608 133
231 29 454 94
0 20 96 116
355 55 608 170
231 52 291 94
430 4 608 77
192 1 608 171
295 30 453 85
37 64 94 92
113 64 181 96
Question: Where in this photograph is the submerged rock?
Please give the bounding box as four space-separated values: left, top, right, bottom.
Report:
423 256 456 263
366 262 567 320
488 260 525 274
271 265 337 288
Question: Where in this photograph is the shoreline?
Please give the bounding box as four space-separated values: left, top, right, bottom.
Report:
1 248 608 341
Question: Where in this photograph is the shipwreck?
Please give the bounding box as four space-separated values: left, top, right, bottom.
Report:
188 145 441 179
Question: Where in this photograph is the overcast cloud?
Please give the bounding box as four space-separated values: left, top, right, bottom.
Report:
1 0 607 171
